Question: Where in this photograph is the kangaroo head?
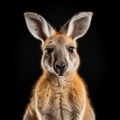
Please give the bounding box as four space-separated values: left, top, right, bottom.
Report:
24 12 93 77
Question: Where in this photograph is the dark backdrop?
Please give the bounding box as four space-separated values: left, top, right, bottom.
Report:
8 0 113 120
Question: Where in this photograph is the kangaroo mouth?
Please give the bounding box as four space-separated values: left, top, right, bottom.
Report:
58 72 64 76
54 69 65 76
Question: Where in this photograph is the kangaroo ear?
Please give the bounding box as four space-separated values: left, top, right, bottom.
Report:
60 12 93 41
24 12 56 42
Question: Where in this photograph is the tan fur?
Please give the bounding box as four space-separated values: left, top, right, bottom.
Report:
23 12 95 120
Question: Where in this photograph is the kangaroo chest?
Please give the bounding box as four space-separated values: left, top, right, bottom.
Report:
36 85 80 120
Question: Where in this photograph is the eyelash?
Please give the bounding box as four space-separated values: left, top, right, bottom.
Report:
68 46 75 53
45 48 53 54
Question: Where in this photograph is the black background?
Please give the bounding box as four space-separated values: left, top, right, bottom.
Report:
4 0 116 120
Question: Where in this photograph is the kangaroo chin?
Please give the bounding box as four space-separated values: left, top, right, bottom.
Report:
23 11 95 120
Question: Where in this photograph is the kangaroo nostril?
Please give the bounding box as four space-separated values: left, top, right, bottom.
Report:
55 64 65 70
62 64 65 69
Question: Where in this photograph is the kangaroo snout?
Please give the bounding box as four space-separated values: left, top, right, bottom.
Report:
54 61 67 76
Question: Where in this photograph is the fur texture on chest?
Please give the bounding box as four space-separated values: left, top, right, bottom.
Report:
35 76 85 120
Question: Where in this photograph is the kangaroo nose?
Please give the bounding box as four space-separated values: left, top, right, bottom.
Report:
54 61 67 76
55 64 65 70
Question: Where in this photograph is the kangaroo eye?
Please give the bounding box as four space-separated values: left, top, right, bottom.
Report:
45 48 53 54
68 47 75 53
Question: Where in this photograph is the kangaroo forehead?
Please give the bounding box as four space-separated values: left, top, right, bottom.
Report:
45 34 76 46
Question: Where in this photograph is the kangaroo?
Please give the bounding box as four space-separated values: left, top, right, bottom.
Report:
23 11 95 120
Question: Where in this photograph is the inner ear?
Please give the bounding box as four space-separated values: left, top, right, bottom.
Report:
24 12 56 42
60 12 93 41
70 17 90 39
30 17 48 40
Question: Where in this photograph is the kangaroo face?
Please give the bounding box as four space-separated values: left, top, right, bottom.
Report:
24 11 93 77
41 34 80 76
